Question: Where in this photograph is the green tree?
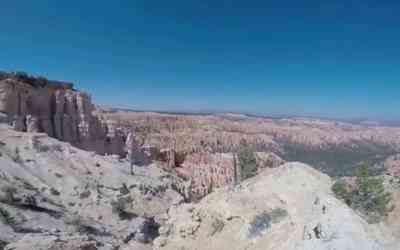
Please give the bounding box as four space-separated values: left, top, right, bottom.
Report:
237 143 258 180
332 164 392 223
354 164 391 217
332 180 349 204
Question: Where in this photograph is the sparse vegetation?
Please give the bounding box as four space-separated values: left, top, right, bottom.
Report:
0 240 8 249
24 195 37 206
49 187 60 196
65 214 84 228
65 215 106 235
332 180 350 204
54 172 63 178
237 143 258 181
12 147 22 163
111 197 128 214
119 183 130 195
0 206 16 225
332 164 392 223
0 185 17 203
210 218 225 236
79 190 91 199
0 71 49 87
281 142 393 177
111 197 137 220
248 208 287 239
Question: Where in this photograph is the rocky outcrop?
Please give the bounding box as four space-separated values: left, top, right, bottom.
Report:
176 152 285 200
179 153 235 200
0 124 183 249
156 163 400 250
0 78 126 156
255 152 285 169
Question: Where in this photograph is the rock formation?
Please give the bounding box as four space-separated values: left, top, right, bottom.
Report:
155 163 400 250
255 152 285 169
0 123 184 249
1 73 399 249
0 76 286 201
100 109 400 191
175 152 285 200
0 77 126 156
178 153 236 200
384 154 400 177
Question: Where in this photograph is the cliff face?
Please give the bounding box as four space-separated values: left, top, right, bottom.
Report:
0 78 125 155
174 151 285 200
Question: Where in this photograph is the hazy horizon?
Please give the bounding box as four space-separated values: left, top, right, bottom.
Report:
102 104 400 124
1 0 400 120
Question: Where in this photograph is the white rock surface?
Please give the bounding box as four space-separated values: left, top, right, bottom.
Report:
157 162 400 250
0 124 184 249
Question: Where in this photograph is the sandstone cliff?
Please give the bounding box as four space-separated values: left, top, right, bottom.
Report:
0 77 125 155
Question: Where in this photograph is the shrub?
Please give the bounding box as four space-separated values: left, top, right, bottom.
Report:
0 71 51 88
210 218 225 236
24 195 37 206
237 143 258 180
13 71 29 80
35 76 49 87
332 180 350 204
65 214 83 228
0 206 16 225
12 147 22 163
353 165 392 218
248 208 287 239
1 185 17 203
111 198 127 214
49 187 60 196
119 183 130 195
0 240 8 249
111 197 136 220
332 164 392 223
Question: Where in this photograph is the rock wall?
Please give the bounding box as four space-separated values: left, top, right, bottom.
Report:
0 78 125 155
175 151 285 200
178 152 235 200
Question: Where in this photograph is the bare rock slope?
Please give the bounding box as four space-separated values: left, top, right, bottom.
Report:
0 124 184 249
156 163 399 250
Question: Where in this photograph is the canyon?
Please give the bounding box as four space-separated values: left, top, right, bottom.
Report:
0 74 400 249
2 74 400 199
99 108 400 197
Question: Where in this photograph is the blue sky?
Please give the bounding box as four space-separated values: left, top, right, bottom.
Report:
1 0 400 119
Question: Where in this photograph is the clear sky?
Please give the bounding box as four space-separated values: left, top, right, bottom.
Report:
1 0 399 119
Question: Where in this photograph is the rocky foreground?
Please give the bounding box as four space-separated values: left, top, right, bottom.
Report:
156 163 400 250
0 124 186 249
1 122 399 249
